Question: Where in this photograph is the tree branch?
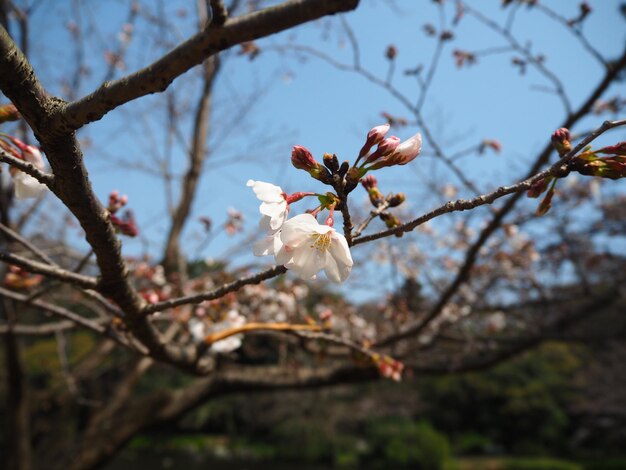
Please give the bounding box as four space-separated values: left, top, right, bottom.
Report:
59 0 360 131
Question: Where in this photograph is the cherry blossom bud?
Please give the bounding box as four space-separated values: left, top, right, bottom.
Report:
597 142 626 156
359 123 390 159
0 104 20 123
388 192 406 207
536 185 556 216
291 145 318 171
385 45 397 60
323 152 339 172
481 139 502 154
361 174 378 190
527 176 551 198
440 30 454 41
291 146 331 183
390 132 422 165
345 166 366 192
111 210 138 237
364 136 400 165
368 132 422 169
551 128 571 157
380 212 401 230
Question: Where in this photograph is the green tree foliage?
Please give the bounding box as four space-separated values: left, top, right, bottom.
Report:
420 343 582 454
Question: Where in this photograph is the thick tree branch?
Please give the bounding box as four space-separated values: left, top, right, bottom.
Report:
0 250 98 288
60 0 360 131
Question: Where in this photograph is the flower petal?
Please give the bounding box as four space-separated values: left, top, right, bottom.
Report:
13 171 46 199
247 180 284 203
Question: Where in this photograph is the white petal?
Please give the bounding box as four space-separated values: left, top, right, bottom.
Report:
275 243 294 266
247 180 284 203
395 132 422 162
280 214 322 246
330 232 353 267
288 245 325 279
13 171 47 199
259 201 287 230
210 335 242 354
253 231 283 257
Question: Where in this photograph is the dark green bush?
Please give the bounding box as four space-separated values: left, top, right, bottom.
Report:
580 459 626 470
271 419 334 463
503 457 582 470
364 418 451 469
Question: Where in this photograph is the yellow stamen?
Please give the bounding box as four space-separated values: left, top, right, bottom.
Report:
310 232 333 252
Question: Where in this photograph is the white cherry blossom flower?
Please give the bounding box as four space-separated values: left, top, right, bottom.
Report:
276 213 353 283
247 179 287 230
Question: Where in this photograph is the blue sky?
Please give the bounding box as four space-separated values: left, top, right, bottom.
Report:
8 0 626 299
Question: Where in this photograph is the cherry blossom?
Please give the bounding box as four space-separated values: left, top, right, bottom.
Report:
276 213 353 283
247 179 288 230
208 310 246 354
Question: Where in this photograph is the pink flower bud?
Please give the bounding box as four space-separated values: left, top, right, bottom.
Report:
364 136 400 164
391 132 422 165
597 142 626 156
111 210 138 237
291 145 318 171
361 174 378 190
527 177 551 198
358 123 390 159
551 128 571 156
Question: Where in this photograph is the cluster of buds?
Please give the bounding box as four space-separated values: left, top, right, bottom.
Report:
530 128 626 216
356 123 422 171
571 143 626 180
374 354 405 382
3 265 43 289
107 190 138 237
108 190 128 213
361 175 405 234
